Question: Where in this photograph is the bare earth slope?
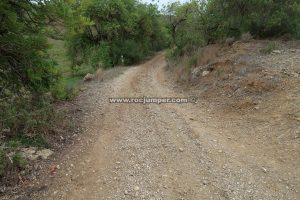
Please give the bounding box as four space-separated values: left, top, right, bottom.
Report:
7 47 299 199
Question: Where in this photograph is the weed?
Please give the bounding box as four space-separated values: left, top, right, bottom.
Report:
0 150 8 177
260 42 277 54
51 78 79 100
188 54 198 68
12 153 27 169
6 134 48 149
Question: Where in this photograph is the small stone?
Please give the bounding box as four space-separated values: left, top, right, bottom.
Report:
179 148 184 152
124 190 129 195
262 167 267 173
36 149 54 160
21 147 38 161
202 70 210 77
83 73 95 82
272 50 281 54
134 186 140 191
2 128 10 133
53 191 58 195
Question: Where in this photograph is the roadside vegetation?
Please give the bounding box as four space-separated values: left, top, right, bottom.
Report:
0 0 169 183
164 0 300 63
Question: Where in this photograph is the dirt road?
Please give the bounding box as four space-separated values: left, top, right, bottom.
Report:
36 53 299 200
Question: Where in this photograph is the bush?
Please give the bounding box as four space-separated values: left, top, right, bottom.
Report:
12 153 27 169
296 22 300 39
0 150 8 177
167 47 184 61
0 0 63 139
165 0 300 50
188 54 198 68
207 0 300 40
51 79 78 100
87 43 112 69
260 42 277 54
111 40 145 65
0 87 61 142
65 0 170 69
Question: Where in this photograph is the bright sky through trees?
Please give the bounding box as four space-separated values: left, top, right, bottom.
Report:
140 0 189 9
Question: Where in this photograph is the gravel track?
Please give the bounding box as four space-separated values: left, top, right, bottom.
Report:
36 53 299 200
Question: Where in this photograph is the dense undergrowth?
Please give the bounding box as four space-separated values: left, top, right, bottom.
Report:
165 0 300 64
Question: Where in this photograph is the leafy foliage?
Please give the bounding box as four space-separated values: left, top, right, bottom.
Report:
65 0 170 68
0 1 62 138
0 1 59 93
12 153 27 169
164 0 300 56
0 150 7 177
204 0 300 39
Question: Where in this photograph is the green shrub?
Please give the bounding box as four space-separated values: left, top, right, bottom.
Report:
44 27 65 40
166 47 185 63
165 0 300 49
12 153 27 169
212 0 300 39
65 0 170 68
111 40 145 65
296 22 300 39
87 43 112 69
0 88 59 139
6 134 48 149
0 0 63 141
260 42 277 54
188 54 198 68
51 79 78 100
0 150 8 177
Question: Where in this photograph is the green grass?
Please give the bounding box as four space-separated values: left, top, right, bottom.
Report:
48 38 98 100
12 153 27 169
260 41 277 54
0 150 7 176
48 38 72 76
6 134 48 149
63 76 82 88
48 38 83 99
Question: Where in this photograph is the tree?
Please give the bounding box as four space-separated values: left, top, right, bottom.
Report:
0 0 60 135
66 0 170 67
164 0 205 48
